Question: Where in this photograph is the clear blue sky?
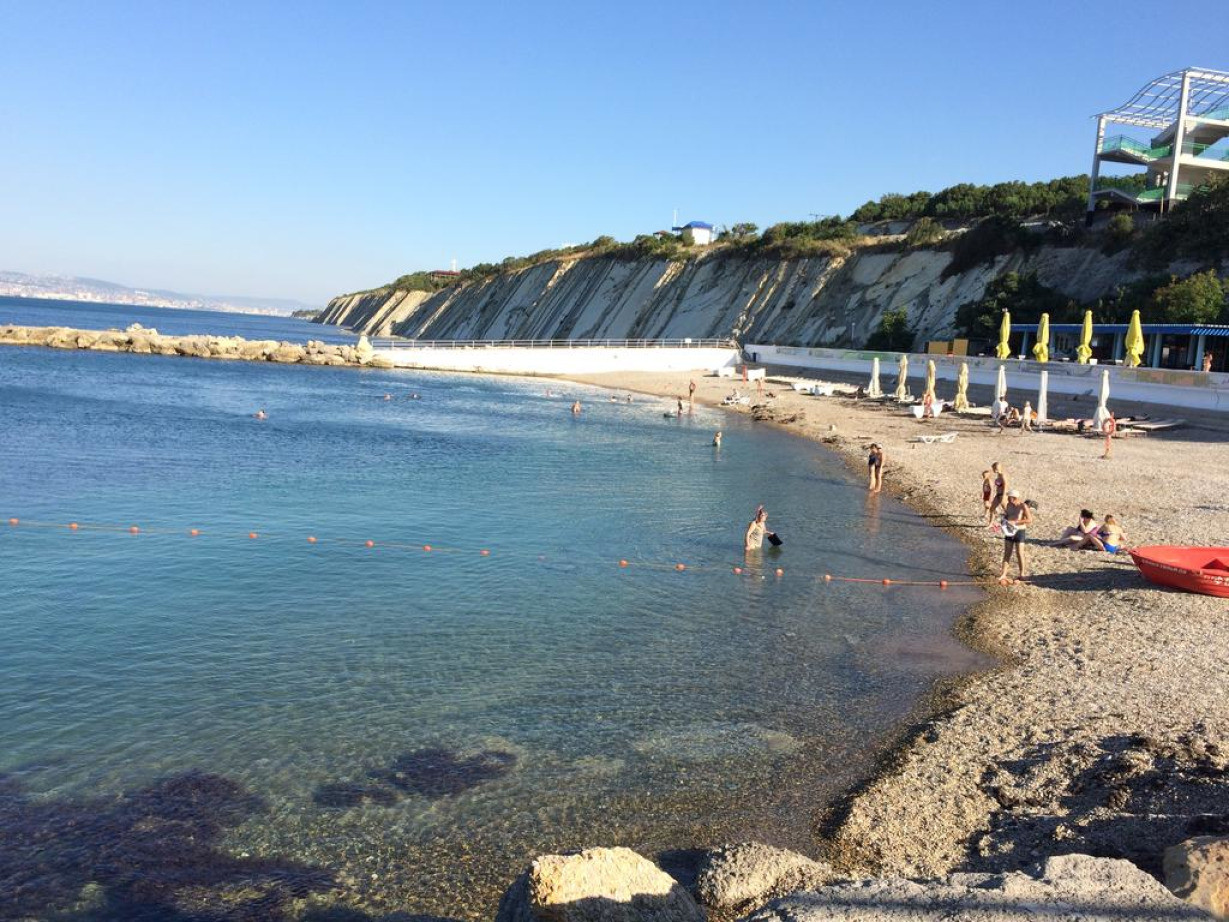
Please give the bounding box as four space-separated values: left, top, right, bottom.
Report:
1 0 1225 305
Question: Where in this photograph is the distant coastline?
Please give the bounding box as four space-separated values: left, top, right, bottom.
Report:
0 271 318 317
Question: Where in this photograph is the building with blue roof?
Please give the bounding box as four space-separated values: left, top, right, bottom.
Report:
671 221 715 246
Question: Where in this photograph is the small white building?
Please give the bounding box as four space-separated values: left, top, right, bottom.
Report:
674 220 715 246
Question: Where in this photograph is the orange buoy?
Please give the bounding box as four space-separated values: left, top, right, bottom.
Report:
307 536 317 544
189 528 200 537
480 549 491 556
675 563 686 571
129 526 139 534
939 580 948 589
775 568 784 577
882 578 892 585
7 518 17 526
69 522 79 530
423 544 432 552
365 540 375 548
733 566 742 575
618 559 629 567
249 532 258 540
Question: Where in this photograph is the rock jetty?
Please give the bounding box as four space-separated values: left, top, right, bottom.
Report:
0 323 395 368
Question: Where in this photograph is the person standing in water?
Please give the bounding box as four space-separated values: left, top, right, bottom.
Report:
712 431 722 448
744 505 775 551
866 443 885 493
571 400 581 415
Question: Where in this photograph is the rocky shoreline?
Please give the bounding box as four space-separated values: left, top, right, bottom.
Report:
0 323 396 368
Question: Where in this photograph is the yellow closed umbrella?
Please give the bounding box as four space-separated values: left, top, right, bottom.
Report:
954 362 970 411
924 359 936 402
995 311 1012 359
1032 313 1049 363
1076 310 1093 364
1125 309 1146 368
894 354 910 401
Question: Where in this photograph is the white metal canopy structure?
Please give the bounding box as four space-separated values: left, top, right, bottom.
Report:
1088 67 1229 216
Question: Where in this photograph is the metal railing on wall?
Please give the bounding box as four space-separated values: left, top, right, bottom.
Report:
373 337 737 350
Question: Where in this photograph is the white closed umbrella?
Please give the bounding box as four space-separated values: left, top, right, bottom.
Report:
1092 368 1111 429
996 363 1007 401
868 357 882 398
1036 370 1049 425
894 354 910 401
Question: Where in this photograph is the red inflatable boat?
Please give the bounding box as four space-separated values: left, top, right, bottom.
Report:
1129 546 1229 598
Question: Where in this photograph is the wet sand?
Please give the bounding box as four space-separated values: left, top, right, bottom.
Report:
566 367 1229 880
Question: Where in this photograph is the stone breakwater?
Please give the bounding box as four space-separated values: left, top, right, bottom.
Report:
0 324 396 368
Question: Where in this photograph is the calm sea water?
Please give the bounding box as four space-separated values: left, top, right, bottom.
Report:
0 300 984 920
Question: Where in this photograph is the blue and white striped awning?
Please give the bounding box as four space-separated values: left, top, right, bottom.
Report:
1047 324 1229 336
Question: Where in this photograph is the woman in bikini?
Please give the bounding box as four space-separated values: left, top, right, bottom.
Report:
1053 509 1102 549
987 462 1007 526
1098 514 1126 554
867 443 885 493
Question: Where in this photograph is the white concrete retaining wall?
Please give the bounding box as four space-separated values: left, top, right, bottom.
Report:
376 344 741 375
747 344 1229 413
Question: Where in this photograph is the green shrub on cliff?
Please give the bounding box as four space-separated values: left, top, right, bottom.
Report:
865 308 914 351
955 272 1074 340
1133 176 1229 267
1148 270 1228 323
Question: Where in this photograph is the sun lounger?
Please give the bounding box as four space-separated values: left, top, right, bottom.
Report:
912 432 958 444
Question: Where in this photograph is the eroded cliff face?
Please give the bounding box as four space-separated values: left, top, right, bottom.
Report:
317 245 1135 348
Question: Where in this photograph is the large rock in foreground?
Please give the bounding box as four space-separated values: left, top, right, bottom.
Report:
496 846 703 922
745 854 1207 922
1166 836 1229 919
694 842 836 914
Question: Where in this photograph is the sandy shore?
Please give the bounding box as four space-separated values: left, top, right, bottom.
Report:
566 367 1229 882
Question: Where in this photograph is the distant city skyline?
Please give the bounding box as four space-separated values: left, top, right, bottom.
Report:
1 0 1226 304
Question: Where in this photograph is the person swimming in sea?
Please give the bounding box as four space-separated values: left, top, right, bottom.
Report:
254 409 267 420
571 400 582 415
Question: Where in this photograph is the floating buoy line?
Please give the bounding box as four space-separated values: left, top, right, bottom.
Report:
3 516 985 589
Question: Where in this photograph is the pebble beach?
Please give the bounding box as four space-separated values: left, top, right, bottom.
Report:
567 367 1229 884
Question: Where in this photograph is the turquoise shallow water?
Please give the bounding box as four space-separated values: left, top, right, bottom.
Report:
0 300 985 920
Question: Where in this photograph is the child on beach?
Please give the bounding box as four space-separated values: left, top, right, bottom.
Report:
987 462 1007 526
981 470 994 517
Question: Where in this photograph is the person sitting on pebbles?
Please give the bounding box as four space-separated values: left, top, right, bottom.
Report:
1053 509 1102 550
1098 514 1127 554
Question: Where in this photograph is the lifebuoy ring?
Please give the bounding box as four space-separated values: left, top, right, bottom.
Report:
1102 417 1117 436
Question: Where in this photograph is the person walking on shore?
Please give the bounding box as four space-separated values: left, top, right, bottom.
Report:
867 443 885 494
688 379 696 409
997 489 1034 585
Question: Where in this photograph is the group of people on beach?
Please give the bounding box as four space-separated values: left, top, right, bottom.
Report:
981 461 1128 584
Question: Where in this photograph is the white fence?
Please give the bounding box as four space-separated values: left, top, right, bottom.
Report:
747 344 1229 412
